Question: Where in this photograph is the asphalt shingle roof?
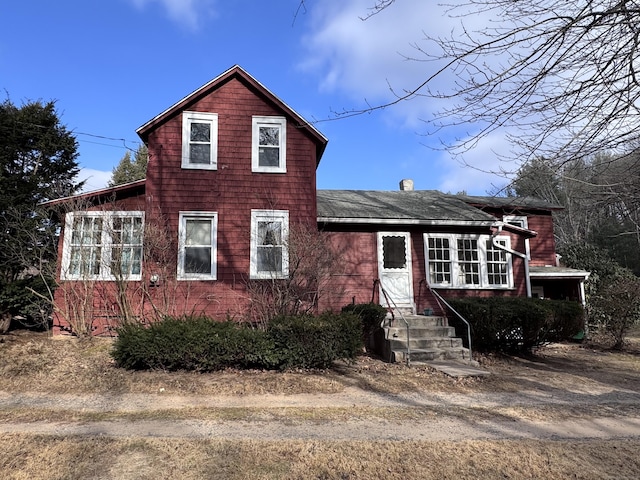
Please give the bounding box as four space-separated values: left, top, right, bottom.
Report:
317 190 497 224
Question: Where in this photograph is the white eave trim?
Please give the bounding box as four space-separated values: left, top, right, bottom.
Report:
317 217 496 227
529 270 591 280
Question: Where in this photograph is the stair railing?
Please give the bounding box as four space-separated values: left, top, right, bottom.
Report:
373 279 411 366
425 282 473 363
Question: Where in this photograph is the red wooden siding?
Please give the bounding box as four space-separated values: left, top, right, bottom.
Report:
526 214 557 266
143 76 319 320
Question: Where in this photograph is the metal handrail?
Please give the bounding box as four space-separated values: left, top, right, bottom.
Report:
373 279 411 366
427 284 473 363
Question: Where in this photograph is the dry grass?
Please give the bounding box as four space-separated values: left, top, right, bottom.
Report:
1 434 639 480
0 331 484 396
1 330 640 479
1 329 640 398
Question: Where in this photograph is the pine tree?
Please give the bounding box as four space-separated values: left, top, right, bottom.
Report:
109 144 148 186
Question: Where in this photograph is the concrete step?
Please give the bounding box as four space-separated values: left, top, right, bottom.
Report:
387 337 464 350
387 315 448 328
392 347 471 363
385 325 456 339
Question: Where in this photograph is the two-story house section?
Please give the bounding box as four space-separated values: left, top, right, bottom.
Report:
49 66 328 335
45 65 588 337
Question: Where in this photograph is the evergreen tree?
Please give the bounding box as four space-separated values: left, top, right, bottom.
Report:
0 99 81 330
109 144 148 186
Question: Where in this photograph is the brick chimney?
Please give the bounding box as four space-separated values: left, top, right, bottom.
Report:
399 179 414 191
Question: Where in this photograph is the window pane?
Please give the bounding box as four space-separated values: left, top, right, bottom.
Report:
257 247 282 273
258 221 282 246
185 247 212 274
189 144 211 164
457 239 480 285
487 239 509 285
190 122 210 142
186 219 211 245
259 126 279 146
427 237 451 284
258 146 280 167
382 236 406 269
131 247 142 275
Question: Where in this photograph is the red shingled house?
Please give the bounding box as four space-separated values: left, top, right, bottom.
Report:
45 66 588 353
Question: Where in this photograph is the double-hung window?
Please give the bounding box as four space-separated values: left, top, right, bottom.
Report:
250 210 289 279
182 111 218 169
424 234 512 289
252 116 286 173
61 211 144 281
486 238 510 286
178 212 218 280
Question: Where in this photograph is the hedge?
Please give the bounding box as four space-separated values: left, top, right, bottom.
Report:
111 312 363 371
446 297 584 353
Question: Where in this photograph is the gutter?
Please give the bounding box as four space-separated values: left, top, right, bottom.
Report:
492 222 531 298
318 217 496 227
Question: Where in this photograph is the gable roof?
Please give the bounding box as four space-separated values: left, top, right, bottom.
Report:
136 65 328 162
317 190 497 226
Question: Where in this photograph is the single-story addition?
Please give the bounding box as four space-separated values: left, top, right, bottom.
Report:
44 65 588 359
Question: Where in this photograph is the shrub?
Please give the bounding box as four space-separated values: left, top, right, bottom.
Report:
267 312 362 369
112 313 363 371
446 297 584 353
590 275 640 349
112 317 259 371
341 303 387 337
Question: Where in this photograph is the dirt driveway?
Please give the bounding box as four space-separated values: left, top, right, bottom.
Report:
0 339 639 442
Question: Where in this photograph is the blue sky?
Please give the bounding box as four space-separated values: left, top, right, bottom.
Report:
1 0 512 194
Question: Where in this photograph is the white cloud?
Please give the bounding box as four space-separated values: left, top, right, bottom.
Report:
77 168 112 193
300 1 518 194
129 0 216 30
436 131 517 195
299 1 469 125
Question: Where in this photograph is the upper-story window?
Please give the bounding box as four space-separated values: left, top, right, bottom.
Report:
61 211 144 281
182 112 218 170
424 233 513 289
503 215 528 229
252 116 286 173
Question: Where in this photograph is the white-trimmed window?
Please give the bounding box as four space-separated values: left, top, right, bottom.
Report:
424 234 512 289
61 211 144 281
252 116 286 173
503 215 528 229
486 238 510 286
178 212 218 280
182 111 218 169
250 210 289 279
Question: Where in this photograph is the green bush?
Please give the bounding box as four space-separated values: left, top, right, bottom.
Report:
268 312 362 369
446 297 584 353
112 317 256 371
112 313 363 371
341 303 387 338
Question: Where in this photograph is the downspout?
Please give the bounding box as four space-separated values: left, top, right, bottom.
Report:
492 223 531 298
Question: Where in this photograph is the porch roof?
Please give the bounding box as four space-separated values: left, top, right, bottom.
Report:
317 190 497 226
529 266 591 280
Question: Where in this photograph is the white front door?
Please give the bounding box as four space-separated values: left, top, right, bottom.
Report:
377 232 414 312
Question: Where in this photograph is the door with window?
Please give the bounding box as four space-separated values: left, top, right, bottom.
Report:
377 232 414 311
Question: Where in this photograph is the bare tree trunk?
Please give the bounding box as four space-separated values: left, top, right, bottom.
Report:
0 312 11 334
